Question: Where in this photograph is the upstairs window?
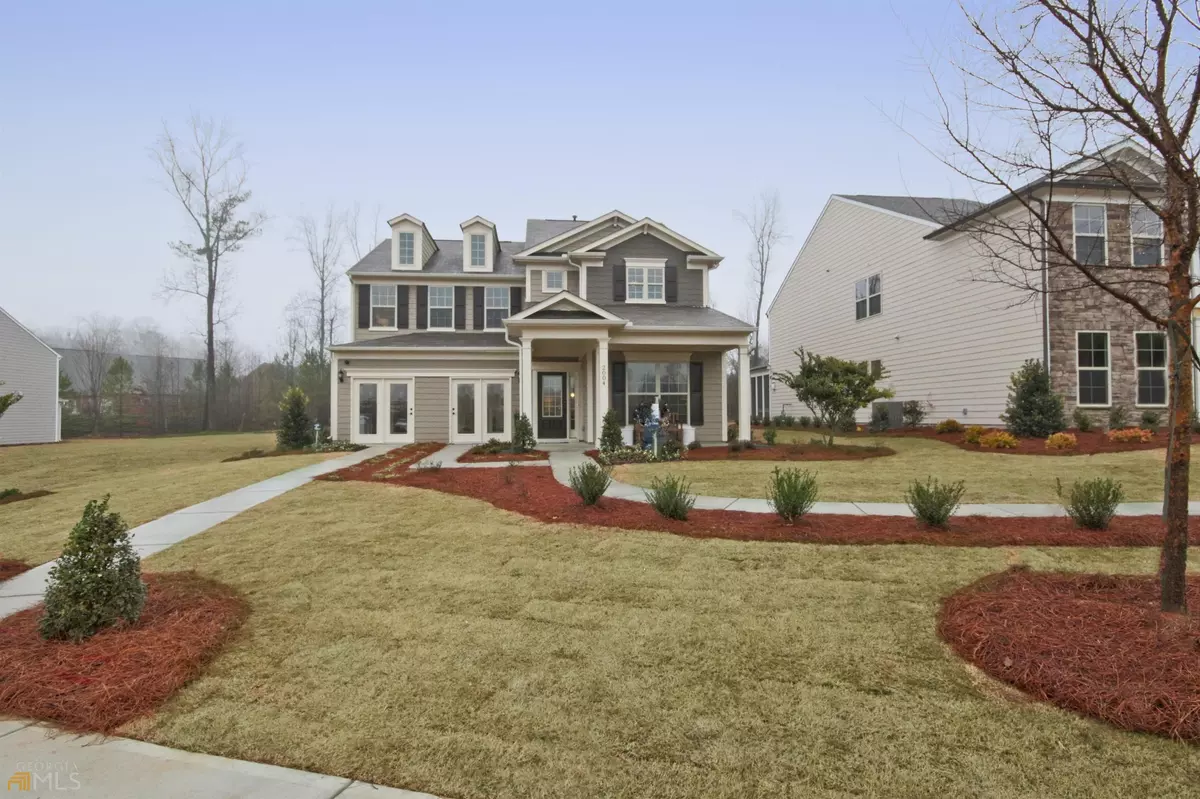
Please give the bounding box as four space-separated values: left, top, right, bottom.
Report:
1076 331 1110 406
429 286 454 329
1131 206 1163 267
855 275 881 320
1136 331 1167 406
484 286 509 329
470 234 486 267
1074 204 1107 265
543 270 565 292
627 265 665 302
397 232 415 265
370 284 397 329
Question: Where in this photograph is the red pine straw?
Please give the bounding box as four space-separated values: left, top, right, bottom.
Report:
939 568 1200 741
322 446 1183 547
457 450 550 463
0 559 30 582
0 571 248 733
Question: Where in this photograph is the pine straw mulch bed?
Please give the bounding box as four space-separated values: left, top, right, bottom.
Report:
758 425 1196 455
0 571 248 733
0 489 54 506
0 560 31 582
939 567 1200 741
685 443 894 461
321 445 1178 547
458 449 550 464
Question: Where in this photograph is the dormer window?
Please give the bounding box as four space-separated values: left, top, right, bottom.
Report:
470 234 486 267
397 232 414 266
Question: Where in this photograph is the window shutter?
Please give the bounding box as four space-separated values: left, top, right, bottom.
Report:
473 287 485 330
689 361 704 427
454 286 467 330
397 285 409 329
416 286 428 330
613 265 626 302
357 285 370 329
510 286 523 313
611 359 626 426
665 265 678 303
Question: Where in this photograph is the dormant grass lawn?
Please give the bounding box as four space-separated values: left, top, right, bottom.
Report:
0 433 336 565
127 481 1196 798
616 432 1182 502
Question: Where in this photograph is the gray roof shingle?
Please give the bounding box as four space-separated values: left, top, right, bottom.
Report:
837 195 984 225
348 239 527 277
331 332 514 350
598 304 754 330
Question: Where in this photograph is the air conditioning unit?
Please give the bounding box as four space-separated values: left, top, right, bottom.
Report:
872 400 904 430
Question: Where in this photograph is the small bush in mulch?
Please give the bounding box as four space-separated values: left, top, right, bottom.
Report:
939 568 1200 741
1058 477 1124 530
0 571 248 733
978 431 1019 449
935 419 964 434
685 442 894 462
0 559 30 582
767 467 819 522
0 489 54 506
568 461 612 505
645 474 696 521
459 439 549 463
222 448 298 463
905 477 966 528
1045 432 1078 451
1108 427 1154 444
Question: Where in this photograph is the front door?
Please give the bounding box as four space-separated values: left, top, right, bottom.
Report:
538 372 567 440
353 378 413 444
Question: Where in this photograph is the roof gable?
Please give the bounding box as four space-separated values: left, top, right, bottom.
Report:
0 305 59 359
515 211 637 257
573 218 721 260
505 291 626 324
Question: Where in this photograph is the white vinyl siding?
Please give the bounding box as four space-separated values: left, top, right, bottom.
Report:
0 309 59 444
767 198 1043 427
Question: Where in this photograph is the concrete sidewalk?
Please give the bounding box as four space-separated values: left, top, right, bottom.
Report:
0 719 439 798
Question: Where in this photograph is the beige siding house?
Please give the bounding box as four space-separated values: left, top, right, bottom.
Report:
0 305 61 445
330 212 754 446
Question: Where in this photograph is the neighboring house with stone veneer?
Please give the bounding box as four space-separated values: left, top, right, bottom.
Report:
767 143 1195 427
329 211 754 445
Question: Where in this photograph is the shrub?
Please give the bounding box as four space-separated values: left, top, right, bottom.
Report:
744 439 757 450
1057 477 1124 530
729 440 744 453
596 445 683 465
568 461 612 505
40 496 147 642
979 430 1019 449
775 351 894 445
963 425 987 445
834 413 858 434
751 414 762 427
1108 404 1130 430
767 467 819 522
799 416 812 428
1000 360 1065 437
644 474 696 521
729 421 739 442
0 487 19 500
904 477 966 528
1107 427 1153 443
512 413 536 452
935 419 964 434
775 413 796 428
600 409 623 452
1072 407 1095 432
687 439 702 451
902 400 927 428
1044 432 1078 450
276 386 314 451
763 427 778 445
1140 410 1161 429
471 438 510 455
306 440 367 453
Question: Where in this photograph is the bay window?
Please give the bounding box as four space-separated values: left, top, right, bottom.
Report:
626 362 689 423
429 286 454 329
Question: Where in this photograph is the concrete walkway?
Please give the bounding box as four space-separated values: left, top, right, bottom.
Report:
418 443 1189 518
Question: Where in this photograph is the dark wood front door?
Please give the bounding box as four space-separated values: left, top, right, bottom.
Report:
537 372 567 439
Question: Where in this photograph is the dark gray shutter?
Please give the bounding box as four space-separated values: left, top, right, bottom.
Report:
613 265 626 302
416 286 428 330
397 285 409 329
510 286 523 313
454 286 466 330
689 361 704 426
357 284 370 329
473 287 485 330
611 358 626 425
665 265 678 303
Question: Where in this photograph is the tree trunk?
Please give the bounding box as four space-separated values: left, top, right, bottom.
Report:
203 260 216 432
1162 305 1192 614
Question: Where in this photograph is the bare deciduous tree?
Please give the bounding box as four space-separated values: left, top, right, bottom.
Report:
153 115 265 431
291 206 347 355
736 190 787 359
72 315 122 434
932 0 1200 612
344 202 384 262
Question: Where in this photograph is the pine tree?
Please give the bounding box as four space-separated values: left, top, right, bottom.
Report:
601 408 623 452
40 496 146 642
1001 360 1065 438
276 386 313 450
512 413 536 452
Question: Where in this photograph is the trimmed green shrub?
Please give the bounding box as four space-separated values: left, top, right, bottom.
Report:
39 496 147 642
1108 404 1130 430
1057 477 1124 530
600 409 623 452
1141 410 1161 429
645 474 696 521
276 387 314 450
513 413 536 452
763 427 778 445
568 461 612 505
0 487 18 500
687 439 702 451
1001 360 1065 437
1072 407 1094 432
904 477 966 529
902 400 927 428
964 425 987 444
767 467 819 522
935 419 964 434
799 416 812 428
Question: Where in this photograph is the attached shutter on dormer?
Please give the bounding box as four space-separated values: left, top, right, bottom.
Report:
689 361 704 426
473 287 485 330
416 286 428 330
665 266 678 303
357 284 370 329
396 285 409 329
613 265 626 302
454 286 466 330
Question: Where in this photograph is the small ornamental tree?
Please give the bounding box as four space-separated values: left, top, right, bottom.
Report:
103 356 135 436
774 350 893 446
0 382 22 439
1000 360 1065 438
276 386 313 450
600 408 623 452
512 413 536 452
40 496 147 642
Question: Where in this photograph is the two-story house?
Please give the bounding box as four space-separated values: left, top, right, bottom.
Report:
767 142 1194 427
329 211 754 446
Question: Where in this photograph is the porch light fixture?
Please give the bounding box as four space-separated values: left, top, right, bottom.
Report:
338 369 346 383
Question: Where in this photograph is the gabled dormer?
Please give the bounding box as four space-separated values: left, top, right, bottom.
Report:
461 216 499 273
388 213 437 271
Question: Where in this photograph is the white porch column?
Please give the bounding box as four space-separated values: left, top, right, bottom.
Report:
738 344 751 441
595 339 609 438
520 338 533 422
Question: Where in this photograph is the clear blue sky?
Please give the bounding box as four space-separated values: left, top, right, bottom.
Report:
1 0 979 354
